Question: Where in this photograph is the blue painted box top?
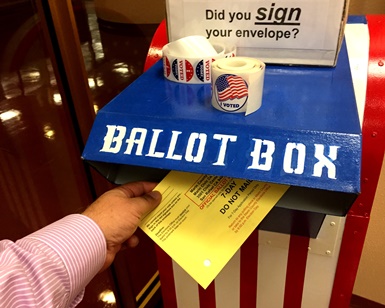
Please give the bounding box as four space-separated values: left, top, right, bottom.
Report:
82 40 361 194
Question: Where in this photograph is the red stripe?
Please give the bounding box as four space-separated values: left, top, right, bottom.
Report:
199 281 216 308
144 20 168 72
348 15 385 219
283 235 310 308
155 245 178 308
330 15 385 307
240 229 259 308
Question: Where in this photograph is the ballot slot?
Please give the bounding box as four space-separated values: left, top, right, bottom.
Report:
87 160 358 239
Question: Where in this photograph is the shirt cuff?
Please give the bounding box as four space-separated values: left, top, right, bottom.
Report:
25 214 106 306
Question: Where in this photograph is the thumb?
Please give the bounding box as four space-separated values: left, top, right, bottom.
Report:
133 190 162 216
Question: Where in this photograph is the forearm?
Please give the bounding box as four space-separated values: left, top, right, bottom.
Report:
0 214 106 307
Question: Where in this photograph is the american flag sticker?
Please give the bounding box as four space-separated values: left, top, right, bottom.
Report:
214 74 248 112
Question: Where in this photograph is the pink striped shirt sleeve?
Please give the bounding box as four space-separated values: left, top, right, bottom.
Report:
0 214 106 308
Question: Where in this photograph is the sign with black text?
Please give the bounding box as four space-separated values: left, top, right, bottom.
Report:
165 0 349 65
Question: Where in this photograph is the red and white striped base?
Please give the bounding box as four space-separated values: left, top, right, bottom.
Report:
156 215 346 308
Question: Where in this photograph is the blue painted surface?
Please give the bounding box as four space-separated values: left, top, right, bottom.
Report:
348 15 367 24
83 40 361 194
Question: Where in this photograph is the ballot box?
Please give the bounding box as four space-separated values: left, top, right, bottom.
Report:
82 16 385 308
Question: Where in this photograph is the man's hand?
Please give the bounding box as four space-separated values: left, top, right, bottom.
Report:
82 182 161 271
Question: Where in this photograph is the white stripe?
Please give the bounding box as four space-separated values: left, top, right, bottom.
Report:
215 250 240 308
344 22 370 128
257 231 290 308
2 285 32 304
172 260 200 308
301 216 346 307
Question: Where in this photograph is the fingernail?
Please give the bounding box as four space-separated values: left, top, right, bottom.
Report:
147 190 162 201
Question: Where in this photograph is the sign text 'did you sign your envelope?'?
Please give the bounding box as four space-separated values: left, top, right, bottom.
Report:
165 0 349 65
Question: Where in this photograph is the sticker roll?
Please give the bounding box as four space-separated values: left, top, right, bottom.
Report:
162 36 236 84
211 57 265 116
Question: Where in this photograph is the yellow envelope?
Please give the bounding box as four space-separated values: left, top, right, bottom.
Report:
139 170 289 289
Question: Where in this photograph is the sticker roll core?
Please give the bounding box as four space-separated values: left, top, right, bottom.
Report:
217 59 256 71
211 57 265 116
162 36 236 84
213 43 225 56
165 35 218 58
